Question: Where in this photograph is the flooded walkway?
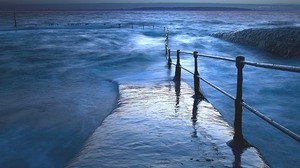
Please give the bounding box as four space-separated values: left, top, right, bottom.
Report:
67 81 268 168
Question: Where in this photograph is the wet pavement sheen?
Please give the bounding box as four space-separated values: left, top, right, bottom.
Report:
67 82 268 168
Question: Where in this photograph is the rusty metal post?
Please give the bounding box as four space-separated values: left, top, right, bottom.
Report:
174 50 181 81
193 51 202 98
234 56 245 145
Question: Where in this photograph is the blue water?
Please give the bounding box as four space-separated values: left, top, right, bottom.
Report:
0 10 299 167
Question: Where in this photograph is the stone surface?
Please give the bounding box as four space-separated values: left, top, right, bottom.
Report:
213 27 300 57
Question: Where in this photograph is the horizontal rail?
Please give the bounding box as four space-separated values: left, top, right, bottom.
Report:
177 50 236 62
242 102 300 143
171 62 195 75
244 61 300 73
178 51 194 55
200 76 235 101
198 53 236 63
181 66 194 75
174 50 300 73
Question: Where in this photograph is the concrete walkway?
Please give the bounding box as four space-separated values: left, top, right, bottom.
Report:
67 81 268 168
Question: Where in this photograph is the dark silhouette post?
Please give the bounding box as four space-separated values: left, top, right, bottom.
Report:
165 44 168 58
234 56 245 145
165 31 169 56
118 24 121 28
193 51 202 98
167 49 172 69
174 50 181 81
174 77 181 108
191 98 199 138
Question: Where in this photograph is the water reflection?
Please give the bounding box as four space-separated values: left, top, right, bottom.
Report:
191 98 199 122
227 139 252 168
174 80 180 107
169 80 262 168
173 79 200 138
191 97 203 139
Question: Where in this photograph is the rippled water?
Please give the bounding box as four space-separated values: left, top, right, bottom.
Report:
0 10 299 167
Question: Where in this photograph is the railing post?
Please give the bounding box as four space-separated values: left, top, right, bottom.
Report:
165 31 169 56
233 56 245 145
174 50 181 81
167 49 172 69
193 51 202 98
165 45 168 57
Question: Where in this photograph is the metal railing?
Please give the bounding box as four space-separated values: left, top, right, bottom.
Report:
165 31 300 145
7 10 167 30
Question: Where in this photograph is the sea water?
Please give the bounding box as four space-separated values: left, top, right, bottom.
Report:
0 9 299 167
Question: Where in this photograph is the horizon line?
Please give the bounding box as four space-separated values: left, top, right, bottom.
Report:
1 3 299 11
1 2 300 5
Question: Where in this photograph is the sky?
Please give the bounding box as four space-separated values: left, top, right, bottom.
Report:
1 0 300 4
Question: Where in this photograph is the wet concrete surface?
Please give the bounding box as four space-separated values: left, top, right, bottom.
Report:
67 81 268 168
